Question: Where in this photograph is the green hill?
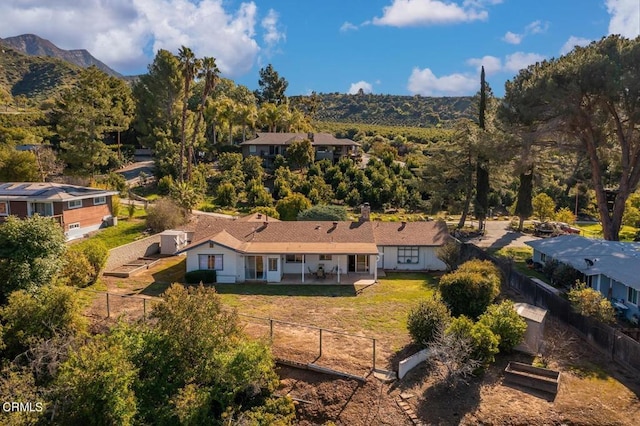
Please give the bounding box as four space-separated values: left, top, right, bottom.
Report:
0 45 80 102
291 92 477 127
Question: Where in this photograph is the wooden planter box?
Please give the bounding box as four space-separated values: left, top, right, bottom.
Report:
504 362 560 395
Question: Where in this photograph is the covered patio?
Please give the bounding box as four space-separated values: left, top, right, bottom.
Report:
278 269 386 285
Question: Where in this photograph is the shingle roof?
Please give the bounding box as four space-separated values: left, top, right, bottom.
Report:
526 235 640 290
177 216 449 255
239 132 359 147
0 182 118 201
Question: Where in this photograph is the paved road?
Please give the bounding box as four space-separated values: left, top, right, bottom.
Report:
463 220 539 250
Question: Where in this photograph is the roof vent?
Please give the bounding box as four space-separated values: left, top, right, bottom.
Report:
584 258 595 268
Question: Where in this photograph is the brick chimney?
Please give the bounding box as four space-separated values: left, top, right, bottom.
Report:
360 202 371 222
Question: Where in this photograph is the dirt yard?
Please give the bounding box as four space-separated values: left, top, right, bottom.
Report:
88 257 640 425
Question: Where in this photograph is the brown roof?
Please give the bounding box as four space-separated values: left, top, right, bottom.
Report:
178 215 449 254
239 132 359 147
235 212 281 222
372 220 450 246
0 182 118 201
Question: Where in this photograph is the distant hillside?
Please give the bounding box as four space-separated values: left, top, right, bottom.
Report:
291 93 477 127
0 34 122 78
0 45 80 100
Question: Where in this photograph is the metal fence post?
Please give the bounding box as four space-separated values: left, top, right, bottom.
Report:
106 293 110 318
319 328 323 358
143 298 147 322
270 318 273 341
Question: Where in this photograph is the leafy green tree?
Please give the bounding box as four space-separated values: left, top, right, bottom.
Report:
0 147 40 181
170 181 201 213
246 179 273 207
1 285 86 359
286 138 314 170
217 152 243 171
54 332 138 426
216 182 238 208
436 241 461 272
439 260 501 319
255 64 288 105
514 166 534 231
568 282 616 324
502 35 640 240
532 193 555 221
276 193 312 221
478 301 527 352
407 297 451 347
555 207 576 224
242 155 265 183
250 206 280 219
0 216 67 302
297 205 348 221
146 198 188 232
446 316 499 367
55 66 134 176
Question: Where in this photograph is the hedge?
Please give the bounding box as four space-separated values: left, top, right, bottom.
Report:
185 270 217 284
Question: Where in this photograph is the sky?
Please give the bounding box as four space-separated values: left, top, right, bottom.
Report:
0 0 638 97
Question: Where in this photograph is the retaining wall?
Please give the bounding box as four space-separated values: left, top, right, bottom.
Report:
398 348 431 379
105 234 161 271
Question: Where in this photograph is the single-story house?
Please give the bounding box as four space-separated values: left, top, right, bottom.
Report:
239 132 360 168
176 208 449 284
526 235 640 322
0 182 119 240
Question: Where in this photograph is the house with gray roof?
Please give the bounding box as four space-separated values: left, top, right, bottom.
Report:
239 132 360 168
526 235 640 322
0 182 118 240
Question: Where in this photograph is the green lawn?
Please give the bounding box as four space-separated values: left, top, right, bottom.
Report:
76 217 147 250
576 223 638 241
489 246 549 282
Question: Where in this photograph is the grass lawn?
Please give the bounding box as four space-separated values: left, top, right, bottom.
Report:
489 246 549 282
75 217 147 250
576 223 638 241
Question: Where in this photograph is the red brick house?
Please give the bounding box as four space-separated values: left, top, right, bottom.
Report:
0 182 118 240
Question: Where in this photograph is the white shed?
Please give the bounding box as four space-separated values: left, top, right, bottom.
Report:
513 303 548 355
160 230 188 255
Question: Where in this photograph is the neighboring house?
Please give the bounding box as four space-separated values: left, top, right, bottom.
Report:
176 207 449 284
239 132 361 168
0 182 118 240
526 235 640 322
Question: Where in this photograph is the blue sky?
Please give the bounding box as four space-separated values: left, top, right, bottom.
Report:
0 0 638 96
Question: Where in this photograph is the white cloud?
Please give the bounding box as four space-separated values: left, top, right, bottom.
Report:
407 67 478 96
502 31 522 44
560 36 592 55
348 81 373 94
504 52 545 73
0 0 284 77
262 9 285 47
372 0 489 27
525 20 548 34
466 55 502 75
340 21 359 32
606 0 640 38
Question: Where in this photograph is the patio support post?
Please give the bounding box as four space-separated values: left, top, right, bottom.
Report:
302 254 305 283
337 257 341 284
372 338 376 371
319 328 323 358
373 255 377 282
106 293 110 318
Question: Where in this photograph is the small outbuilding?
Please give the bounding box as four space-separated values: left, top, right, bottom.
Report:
160 230 188 255
513 303 548 355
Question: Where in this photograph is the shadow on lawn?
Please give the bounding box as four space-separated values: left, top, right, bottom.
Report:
212 284 358 297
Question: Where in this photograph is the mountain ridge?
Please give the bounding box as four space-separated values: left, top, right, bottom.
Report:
0 34 122 78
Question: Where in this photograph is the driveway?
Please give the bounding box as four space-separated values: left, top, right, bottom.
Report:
463 220 538 250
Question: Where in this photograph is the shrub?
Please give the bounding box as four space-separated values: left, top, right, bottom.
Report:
297 205 348 221
446 315 499 368
407 297 451 347
552 264 583 287
478 301 527 352
439 260 501 318
250 206 280 220
276 193 312 221
185 270 217 284
61 250 94 287
436 241 461 272
111 195 121 218
568 282 616 324
146 198 187 233
80 240 109 276
542 259 559 279
157 175 174 195
216 182 238 208
555 207 576 224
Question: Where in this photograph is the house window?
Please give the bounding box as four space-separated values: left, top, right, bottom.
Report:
249 145 257 153
585 275 595 288
68 200 83 209
286 254 303 263
31 202 53 216
209 242 215 248
0 201 7 216
319 254 332 261
198 254 223 271
398 246 419 264
93 196 106 205
540 253 547 262
628 287 638 305
68 223 80 230
268 258 278 271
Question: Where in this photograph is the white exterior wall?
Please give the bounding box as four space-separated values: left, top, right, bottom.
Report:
282 254 349 275
186 244 240 283
377 246 446 271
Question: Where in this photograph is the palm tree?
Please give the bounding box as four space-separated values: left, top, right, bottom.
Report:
217 97 236 144
178 46 200 182
258 102 279 132
237 103 258 142
187 56 219 180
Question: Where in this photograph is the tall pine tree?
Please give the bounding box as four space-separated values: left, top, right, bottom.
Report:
475 66 490 231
